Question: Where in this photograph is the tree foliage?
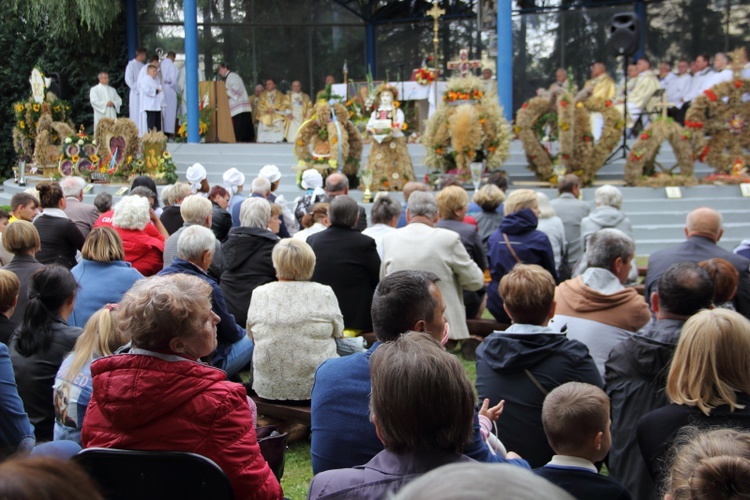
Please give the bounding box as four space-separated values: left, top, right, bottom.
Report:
0 8 127 177
8 0 121 38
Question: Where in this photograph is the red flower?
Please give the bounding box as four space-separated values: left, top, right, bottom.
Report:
736 80 743 89
522 102 528 109
640 133 649 140
560 100 568 108
685 120 704 129
699 146 709 162
705 90 717 102
605 100 613 107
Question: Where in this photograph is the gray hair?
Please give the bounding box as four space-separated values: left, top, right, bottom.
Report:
586 228 634 270
594 184 623 210
179 195 212 225
239 197 270 228
407 191 438 219
329 195 359 228
60 176 86 198
371 195 401 225
536 192 556 219
161 184 174 207
177 225 216 262
112 195 150 231
392 463 575 500
251 177 271 195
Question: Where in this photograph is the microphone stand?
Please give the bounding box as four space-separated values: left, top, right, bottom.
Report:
606 54 631 163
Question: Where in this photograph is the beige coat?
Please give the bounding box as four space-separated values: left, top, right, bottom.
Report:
381 222 484 340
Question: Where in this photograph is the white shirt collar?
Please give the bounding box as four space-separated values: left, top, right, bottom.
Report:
42 208 69 219
546 455 597 473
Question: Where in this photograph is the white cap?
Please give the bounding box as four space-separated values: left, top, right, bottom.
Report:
185 163 207 193
258 164 281 183
223 167 246 195
301 169 323 190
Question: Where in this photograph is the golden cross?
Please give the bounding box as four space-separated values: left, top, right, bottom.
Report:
729 47 747 79
426 3 445 106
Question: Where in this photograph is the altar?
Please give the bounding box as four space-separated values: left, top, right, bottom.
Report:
331 81 448 124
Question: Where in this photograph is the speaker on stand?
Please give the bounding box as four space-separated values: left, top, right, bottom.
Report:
606 13 640 164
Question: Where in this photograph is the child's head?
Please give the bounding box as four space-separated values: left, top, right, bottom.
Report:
542 382 611 462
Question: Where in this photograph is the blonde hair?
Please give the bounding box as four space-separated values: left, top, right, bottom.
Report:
499 264 556 325
269 203 282 219
666 308 750 415
0 270 20 314
82 227 125 263
472 184 505 212
504 189 538 216
61 306 124 384
272 238 316 281
2 220 40 254
168 182 191 205
535 192 556 219
436 186 469 220
664 428 750 500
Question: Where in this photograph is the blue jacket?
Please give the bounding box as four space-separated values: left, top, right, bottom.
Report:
0 343 35 457
70 259 143 328
158 259 246 368
487 209 556 323
310 342 530 475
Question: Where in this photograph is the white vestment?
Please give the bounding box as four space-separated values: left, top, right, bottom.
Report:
706 68 733 90
137 65 163 135
125 59 144 122
665 73 692 106
683 68 715 103
89 83 122 130
284 92 309 142
160 58 179 134
138 75 163 133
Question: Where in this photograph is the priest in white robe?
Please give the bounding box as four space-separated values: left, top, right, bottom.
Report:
160 51 179 136
284 80 311 142
89 72 122 131
137 55 161 136
218 63 254 142
257 78 288 143
125 48 146 122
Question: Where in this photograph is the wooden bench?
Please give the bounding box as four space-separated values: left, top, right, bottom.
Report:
250 395 311 426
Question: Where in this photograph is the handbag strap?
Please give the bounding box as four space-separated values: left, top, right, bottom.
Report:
503 233 522 264
525 369 549 396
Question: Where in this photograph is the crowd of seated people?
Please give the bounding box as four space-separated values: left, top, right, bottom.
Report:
4 169 750 500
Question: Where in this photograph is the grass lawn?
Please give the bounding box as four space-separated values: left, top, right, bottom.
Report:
276 351 478 499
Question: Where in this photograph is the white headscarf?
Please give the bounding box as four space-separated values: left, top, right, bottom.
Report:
186 163 207 193
223 167 245 195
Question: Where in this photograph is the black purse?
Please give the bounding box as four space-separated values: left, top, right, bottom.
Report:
256 425 288 482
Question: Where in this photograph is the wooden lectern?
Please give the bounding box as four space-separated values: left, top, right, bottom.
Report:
199 81 236 143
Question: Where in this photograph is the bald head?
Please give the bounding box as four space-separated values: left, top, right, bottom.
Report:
325 172 349 195
686 207 723 242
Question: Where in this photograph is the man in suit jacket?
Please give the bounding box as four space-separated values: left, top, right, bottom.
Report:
549 174 590 269
307 195 380 332
60 176 99 239
646 207 750 319
381 191 484 341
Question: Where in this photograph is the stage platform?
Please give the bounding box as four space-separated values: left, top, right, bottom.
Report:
2 140 748 257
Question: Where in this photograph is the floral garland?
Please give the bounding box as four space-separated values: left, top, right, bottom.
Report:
685 79 750 174
58 131 98 177
623 118 695 186
13 99 71 158
294 101 362 180
516 94 622 185
33 113 75 169
416 68 436 86
422 75 511 175
94 117 140 176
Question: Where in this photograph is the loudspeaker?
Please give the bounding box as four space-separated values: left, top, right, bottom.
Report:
48 72 70 100
608 13 640 57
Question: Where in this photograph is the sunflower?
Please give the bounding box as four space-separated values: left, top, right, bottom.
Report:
163 152 171 159
19 121 25 129
71 154 80 163
14 104 24 113
32 104 41 112
90 155 100 163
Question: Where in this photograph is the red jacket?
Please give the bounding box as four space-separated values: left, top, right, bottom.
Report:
81 351 283 500
113 227 164 277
